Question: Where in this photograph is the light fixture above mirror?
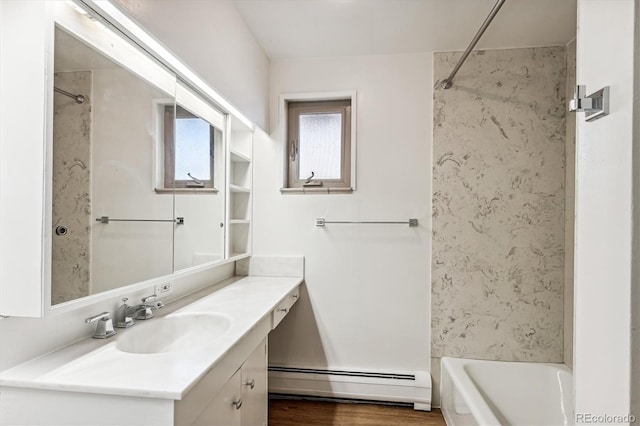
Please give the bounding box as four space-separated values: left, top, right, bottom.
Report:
0 0 254 317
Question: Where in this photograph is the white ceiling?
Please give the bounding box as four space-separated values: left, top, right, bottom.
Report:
233 0 577 59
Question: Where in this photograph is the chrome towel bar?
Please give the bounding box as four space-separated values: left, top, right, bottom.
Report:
96 216 184 225
316 218 418 227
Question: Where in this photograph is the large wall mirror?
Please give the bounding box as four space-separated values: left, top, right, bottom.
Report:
172 83 227 272
50 11 226 306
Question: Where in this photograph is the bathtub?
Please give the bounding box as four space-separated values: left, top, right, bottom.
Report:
440 357 573 426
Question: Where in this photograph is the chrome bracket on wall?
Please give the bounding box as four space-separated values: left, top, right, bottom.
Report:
96 216 184 225
569 85 610 122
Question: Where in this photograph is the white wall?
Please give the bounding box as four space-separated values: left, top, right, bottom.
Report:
113 0 270 131
631 0 640 419
260 54 432 374
574 0 636 421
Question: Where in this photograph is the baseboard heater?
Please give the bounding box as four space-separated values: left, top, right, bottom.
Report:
268 366 432 411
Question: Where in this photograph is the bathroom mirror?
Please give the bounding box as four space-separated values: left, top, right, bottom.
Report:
171 83 226 271
0 1 251 317
51 25 177 305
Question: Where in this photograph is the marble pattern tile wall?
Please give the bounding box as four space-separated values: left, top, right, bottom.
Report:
52 71 92 305
432 47 566 362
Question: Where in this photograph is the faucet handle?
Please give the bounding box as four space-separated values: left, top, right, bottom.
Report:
85 312 116 339
85 311 110 324
141 294 157 303
135 294 164 320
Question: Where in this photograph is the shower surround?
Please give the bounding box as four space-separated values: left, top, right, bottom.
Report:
52 71 92 304
432 47 566 362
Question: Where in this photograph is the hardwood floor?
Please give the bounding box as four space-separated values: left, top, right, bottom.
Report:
269 399 447 426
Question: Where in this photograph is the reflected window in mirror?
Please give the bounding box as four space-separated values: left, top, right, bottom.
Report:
163 105 216 189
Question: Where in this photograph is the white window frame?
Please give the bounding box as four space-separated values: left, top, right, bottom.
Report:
279 91 357 193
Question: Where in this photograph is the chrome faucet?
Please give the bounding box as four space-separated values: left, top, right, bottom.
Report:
115 298 136 328
115 294 164 328
85 312 117 339
135 294 165 320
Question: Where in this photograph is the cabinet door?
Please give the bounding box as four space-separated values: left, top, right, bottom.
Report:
192 369 242 426
241 338 268 426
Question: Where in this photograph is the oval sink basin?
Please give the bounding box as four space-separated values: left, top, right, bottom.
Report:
116 313 231 354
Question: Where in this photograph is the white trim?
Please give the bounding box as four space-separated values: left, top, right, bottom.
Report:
279 187 353 194
278 91 357 191
224 114 232 260
175 83 225 131
151 97 173 191
54 2 175 97
268 369 431 411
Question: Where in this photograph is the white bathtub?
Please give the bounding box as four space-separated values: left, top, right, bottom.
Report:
440 357 573 426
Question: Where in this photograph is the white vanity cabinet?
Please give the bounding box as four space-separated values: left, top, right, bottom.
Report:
239 338 268 426
193 369 242 426
0 276 302 426
178 338 267 426
273 289 300 328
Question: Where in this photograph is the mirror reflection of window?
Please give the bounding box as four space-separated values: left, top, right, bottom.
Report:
164 105 216 189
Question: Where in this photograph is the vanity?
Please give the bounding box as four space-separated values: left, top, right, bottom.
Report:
1 275 301 425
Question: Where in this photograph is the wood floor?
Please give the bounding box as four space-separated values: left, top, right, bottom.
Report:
269 399 447 426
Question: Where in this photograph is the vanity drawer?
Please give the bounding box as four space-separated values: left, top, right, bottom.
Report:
272 287 299 329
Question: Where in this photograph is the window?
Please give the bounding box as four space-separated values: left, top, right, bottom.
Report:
286 99 352 190
163 105 216 189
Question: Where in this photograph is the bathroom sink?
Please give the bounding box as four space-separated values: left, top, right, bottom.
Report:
116 313 231 354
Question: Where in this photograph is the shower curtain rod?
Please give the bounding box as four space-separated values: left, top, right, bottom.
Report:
54 87 86 104
441 0 506 89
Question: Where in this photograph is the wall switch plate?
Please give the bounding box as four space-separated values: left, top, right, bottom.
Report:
156 283 172 294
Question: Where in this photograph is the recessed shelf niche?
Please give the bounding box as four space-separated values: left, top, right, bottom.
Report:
227 116 253 259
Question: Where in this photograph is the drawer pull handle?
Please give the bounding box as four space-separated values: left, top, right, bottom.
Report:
245 379 256 389
278 308 288 313
292 294 299 299
232 398 243 410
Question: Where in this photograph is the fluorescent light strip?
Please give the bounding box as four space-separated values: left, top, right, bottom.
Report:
77 0 255 131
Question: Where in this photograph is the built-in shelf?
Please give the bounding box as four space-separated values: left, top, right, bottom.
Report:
230 151 251 163
228 116 253 260
230 219 250 224
230 184 251 193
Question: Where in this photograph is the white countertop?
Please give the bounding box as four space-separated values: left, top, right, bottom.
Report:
0 276 302 400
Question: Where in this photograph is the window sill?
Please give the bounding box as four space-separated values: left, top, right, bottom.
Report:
280 187 353 194
154 188 219 194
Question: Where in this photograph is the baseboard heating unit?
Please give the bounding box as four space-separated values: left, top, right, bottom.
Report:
268 367 432 411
